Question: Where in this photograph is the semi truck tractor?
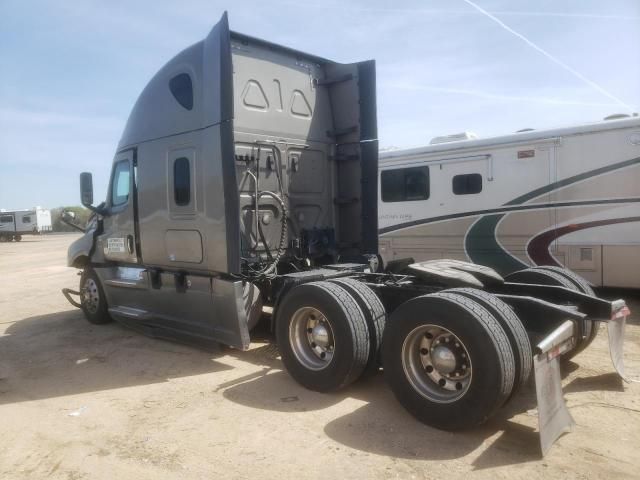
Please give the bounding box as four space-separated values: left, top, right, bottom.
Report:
62 13 633 454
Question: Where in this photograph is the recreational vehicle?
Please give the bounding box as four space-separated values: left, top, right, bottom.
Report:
0 207 52 241
379 117 640 289
61 13 631 453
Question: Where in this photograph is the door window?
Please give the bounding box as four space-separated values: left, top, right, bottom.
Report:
174 157 191 206
111 160 131 206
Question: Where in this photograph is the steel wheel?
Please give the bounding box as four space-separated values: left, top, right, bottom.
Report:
402 324 472 403
82 278 100 315
289 306 335 371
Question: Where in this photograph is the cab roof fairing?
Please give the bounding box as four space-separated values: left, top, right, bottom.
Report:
116 12 342 152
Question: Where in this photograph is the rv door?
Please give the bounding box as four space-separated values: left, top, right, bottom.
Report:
100 150 140 263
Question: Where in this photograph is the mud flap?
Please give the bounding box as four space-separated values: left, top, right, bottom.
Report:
608 301 637 383
533 320 576 456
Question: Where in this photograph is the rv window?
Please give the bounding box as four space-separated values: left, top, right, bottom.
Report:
381 166 430 202
169 73 193 111
452 173 482 195
174 157 191 206
111 160 130 206
0 215 13 223
22 216 31 223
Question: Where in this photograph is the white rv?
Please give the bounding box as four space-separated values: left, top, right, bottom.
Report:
379 116 640 289
0 207 52 241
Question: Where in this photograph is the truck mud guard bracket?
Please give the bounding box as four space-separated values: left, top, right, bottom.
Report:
533 320 576 456
533 299 635 455
62 288 82 309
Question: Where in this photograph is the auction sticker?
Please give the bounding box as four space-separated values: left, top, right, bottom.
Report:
107 237 126 253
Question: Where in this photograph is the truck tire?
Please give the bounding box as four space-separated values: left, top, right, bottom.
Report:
329 278 387 375
505 267 596 359
382 292 515 430
275 281 370 392
447 288 532 400
0 235 8 242
504 267 576 289
80 268 112 325
532 266 600 358
531 266 595 296
14 235 22 242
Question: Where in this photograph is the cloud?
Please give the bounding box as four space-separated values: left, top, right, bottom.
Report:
461 0 635 111
383 82 622 107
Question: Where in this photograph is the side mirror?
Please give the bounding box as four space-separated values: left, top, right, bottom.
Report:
62 210 76 221
60 209 85 232
80 172 94 207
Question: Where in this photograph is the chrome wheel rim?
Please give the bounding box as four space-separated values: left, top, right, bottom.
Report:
82 278 100 314
289 306 335 371
401 324 472 403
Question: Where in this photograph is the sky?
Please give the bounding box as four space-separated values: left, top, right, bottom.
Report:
1 0 639 210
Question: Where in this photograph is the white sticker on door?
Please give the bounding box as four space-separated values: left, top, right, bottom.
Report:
107 237 126 253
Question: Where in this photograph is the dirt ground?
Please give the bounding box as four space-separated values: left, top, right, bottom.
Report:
0 234 639 479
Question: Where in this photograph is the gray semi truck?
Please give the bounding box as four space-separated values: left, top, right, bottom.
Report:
62 13 632 454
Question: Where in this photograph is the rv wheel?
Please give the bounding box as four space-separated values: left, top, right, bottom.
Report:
382 292 515 430
0 235 8 242
80 268 112 325
275 281 370 392
505 267 597 359
14 235 22 242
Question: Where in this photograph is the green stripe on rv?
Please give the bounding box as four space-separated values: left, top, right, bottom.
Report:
465 155 640 274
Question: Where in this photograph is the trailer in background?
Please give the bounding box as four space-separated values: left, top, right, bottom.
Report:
379 116 640 289
0 207 52 241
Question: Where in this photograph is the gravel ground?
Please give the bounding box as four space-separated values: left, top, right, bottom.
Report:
0 234 639 479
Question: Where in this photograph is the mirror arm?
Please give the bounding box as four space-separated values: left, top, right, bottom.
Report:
60 214 86 233
84 203 107 216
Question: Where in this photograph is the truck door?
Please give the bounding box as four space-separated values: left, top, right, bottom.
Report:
100 150 139 264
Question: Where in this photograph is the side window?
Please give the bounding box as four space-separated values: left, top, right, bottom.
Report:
452 173 482 195
169 73 193 110
381 166 430 202
174 157 191 206
111 160 131 206
22 216 31 223
0 215 13 223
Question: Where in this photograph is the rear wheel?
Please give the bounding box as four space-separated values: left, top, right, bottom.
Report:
80 268 112 324
382 292 515 430
448 288 532 399
532 266 599 358
275 281 370 392
14 235 22 242
0 235 8 242
505 267 597 359
532 266 595 296
328 278 386 375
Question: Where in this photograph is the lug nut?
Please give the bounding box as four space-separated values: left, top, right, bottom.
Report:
445 337 450 343
425 365 434 373
438 379 446 387
461 364 467 370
